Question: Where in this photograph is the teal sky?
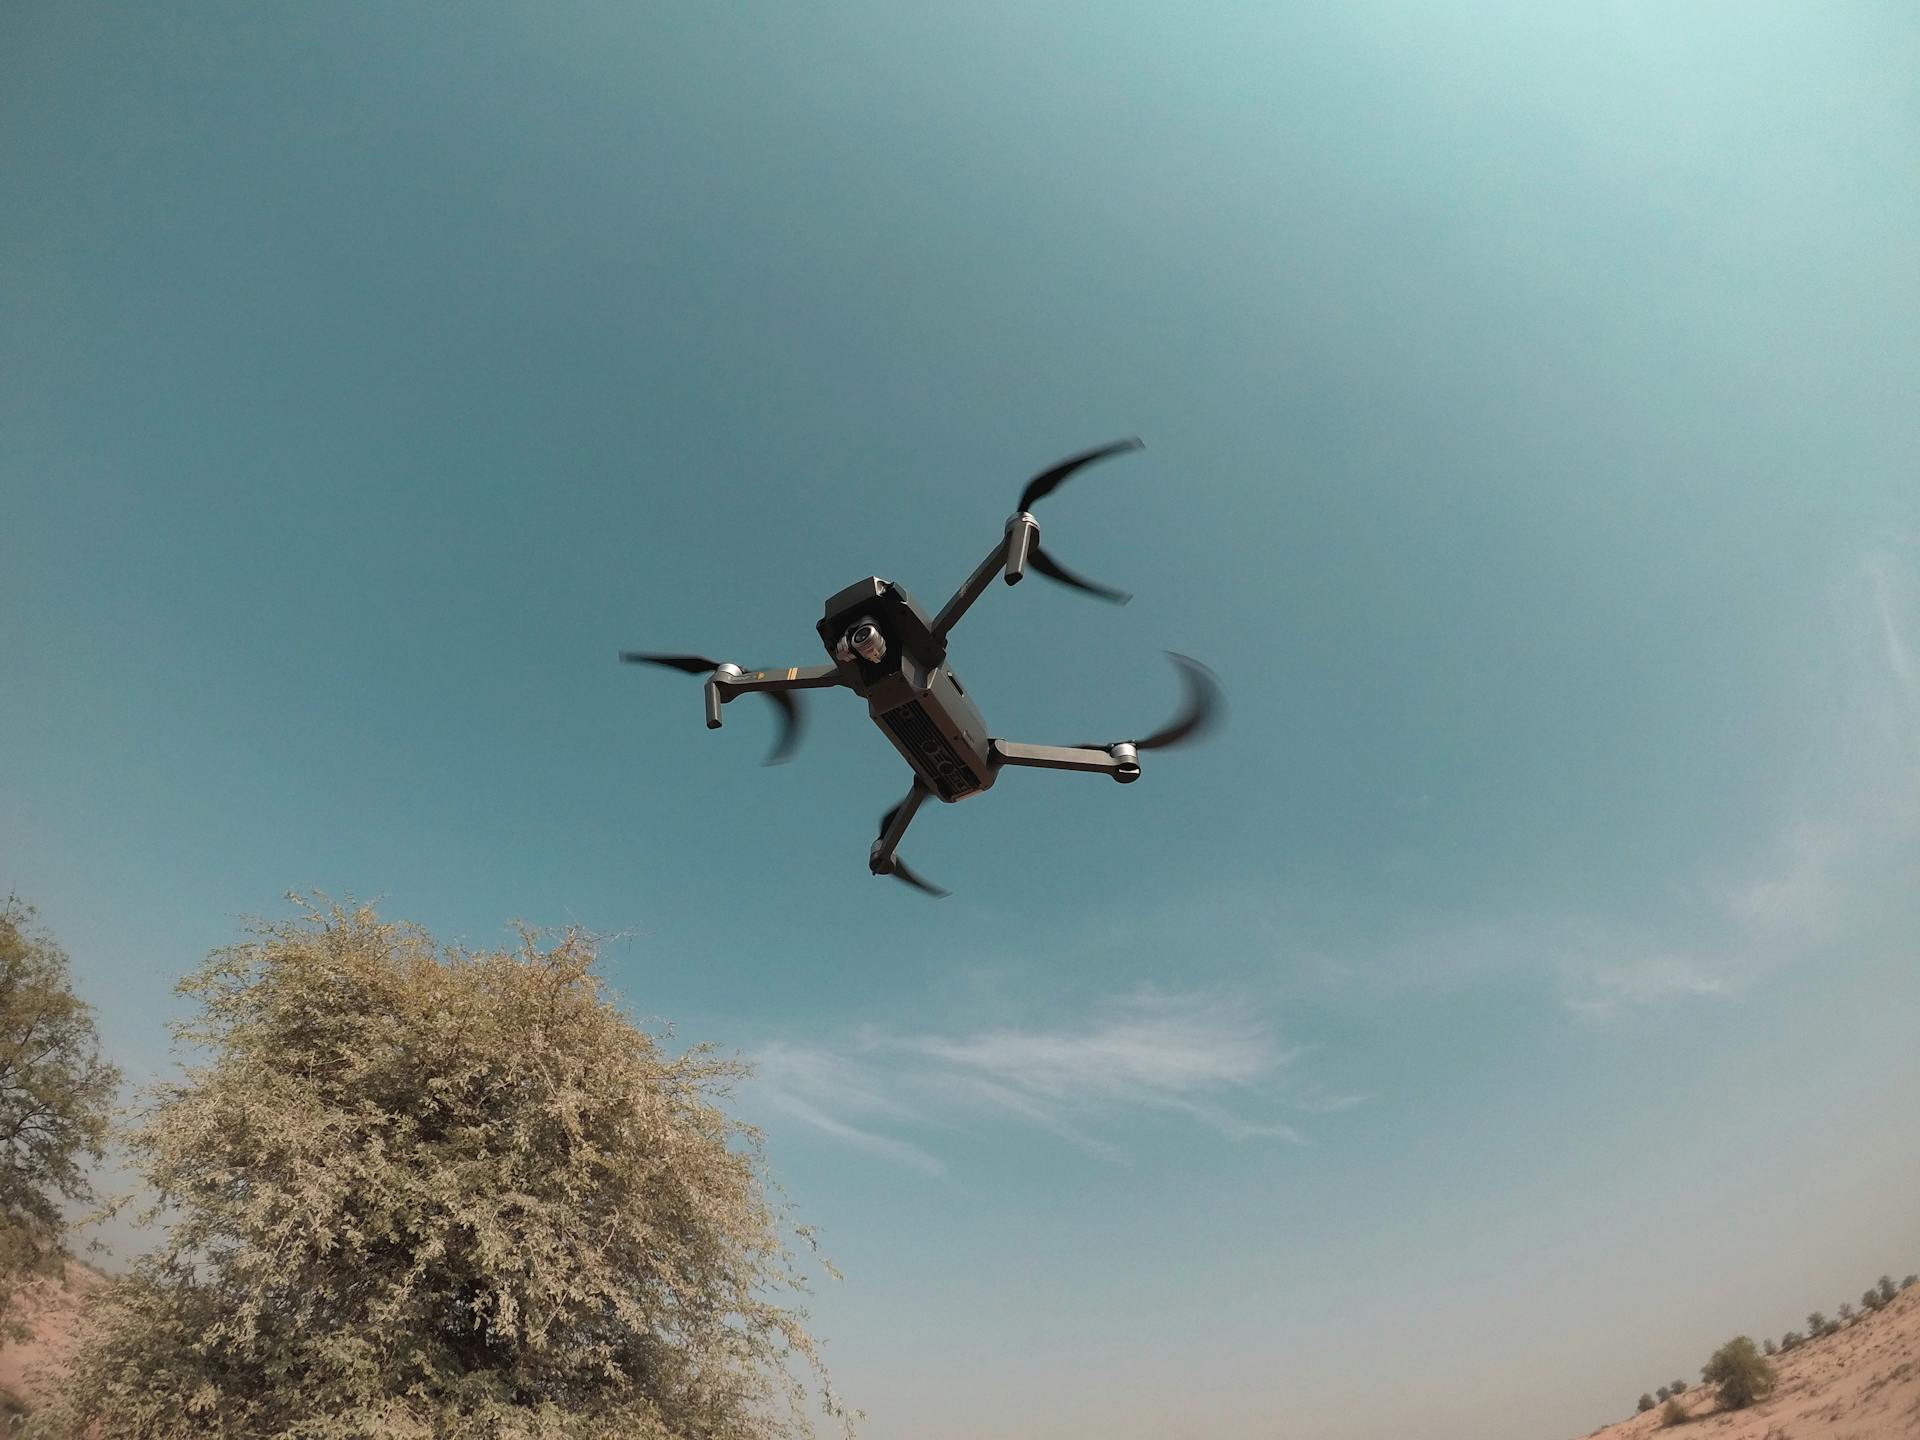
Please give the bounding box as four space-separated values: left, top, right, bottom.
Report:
4 4 1919 1437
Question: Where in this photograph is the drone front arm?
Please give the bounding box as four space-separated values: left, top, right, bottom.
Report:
930 514 1040 644
989 738 1138 782
713 664 846 701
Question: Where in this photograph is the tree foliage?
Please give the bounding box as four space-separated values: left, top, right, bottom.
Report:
1637 1393 1656 1413
0 898 118 1329
1701 1336 1774 1411
44 901 849 1439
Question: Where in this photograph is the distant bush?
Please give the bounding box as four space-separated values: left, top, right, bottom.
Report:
1807 1311 1829 1337
1656 1386 1670 1402
1904 1275 1917 1290
1762 1338 1777 1356
1702 1336 1776 1410
1838 1301 1854 1324
1877 1275 1898 1307
1669 1379 1686 1395
1864 1287 1885 1312
1638 1394 1656 1413
1780 1331 1802 1351
1661 1397 1689 1427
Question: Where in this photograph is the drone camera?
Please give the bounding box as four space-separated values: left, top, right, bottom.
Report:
845 618 887 664
1110 741 1141 783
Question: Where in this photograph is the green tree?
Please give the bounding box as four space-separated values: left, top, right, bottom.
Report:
1838 1301 1854 1324
0 898 118 1332
1701 1336 1775 1410
1807 1311 1828 1337
1876 1275 1897 1307
1655 1386 1670 1402
1864 1286 1885 1312
1762 1338 1776 1356
1904 1275 1917 1290
1669 1379 1686 1395
44 901 850 1440
1638 1394 1656 1414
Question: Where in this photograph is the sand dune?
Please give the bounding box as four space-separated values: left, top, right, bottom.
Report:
1575 1286 1920 1440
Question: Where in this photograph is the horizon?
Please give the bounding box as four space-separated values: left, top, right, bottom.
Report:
4 5 1919 1438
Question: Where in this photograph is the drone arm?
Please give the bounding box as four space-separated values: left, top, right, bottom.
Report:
931 515 1041 643
712 664 846 703
870 780 933 874
989 739 1138 782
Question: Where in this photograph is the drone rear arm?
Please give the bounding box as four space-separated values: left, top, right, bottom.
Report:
930 515 1040 644
990 739 1138 782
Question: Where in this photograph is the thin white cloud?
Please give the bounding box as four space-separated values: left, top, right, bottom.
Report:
746 991 1322 1173
1558 545 1920 1021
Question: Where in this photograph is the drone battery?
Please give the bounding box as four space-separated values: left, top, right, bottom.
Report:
874 665 993 801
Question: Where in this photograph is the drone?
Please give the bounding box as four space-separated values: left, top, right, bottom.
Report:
621 439 1222 896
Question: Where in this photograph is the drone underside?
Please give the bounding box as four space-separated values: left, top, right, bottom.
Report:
623 440 1221 895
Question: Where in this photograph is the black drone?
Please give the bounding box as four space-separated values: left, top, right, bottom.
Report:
621 439 1222 896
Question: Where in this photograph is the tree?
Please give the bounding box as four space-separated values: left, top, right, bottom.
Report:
1838 1301 1854 1324
1660 1396 1688 1427
1807 1311 1828 1337
1669 1379 1686 1395
1904 1275 1917 1290
1864 1286 1885 1312
1701 1336 1775 1410
1638 1394 1656 1413
45 901 850 1440
1877 1275 1898 1307
1780 1331 1801 1351
1656 1386 1670 1402
0 898 118 1331
1762 1338 1776 1356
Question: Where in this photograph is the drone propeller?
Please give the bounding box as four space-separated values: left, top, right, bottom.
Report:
1083 652 1224 752
1015 439 1141 606
875 802 949 899
619 651 805 765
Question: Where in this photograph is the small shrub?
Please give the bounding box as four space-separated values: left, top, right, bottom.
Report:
1877 1275 1898 1306
1638 1394 1656 1413
1864 1287 1884 1312
1656 1386 1671 1402
1838 1301 1854 1323
1807 1311 1828 1337
1904 1274 1917 1290
1669 1379 1686 1395
1780 1330 1802 1351
1762 1338 1777 1356
1661 1396 1689 1426
1702 1336 1776 1410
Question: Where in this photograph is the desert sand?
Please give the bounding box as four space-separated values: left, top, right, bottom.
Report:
1575 1285 1920 1440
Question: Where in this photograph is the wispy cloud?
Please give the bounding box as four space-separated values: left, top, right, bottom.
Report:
1557 545 1920 1021
745 990 1324 1173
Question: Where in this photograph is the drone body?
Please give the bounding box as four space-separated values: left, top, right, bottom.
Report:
623 440 1221 895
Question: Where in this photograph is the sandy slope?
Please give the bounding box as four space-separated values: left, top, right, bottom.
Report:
0 1263 106 1420
1573 1286 1920 1440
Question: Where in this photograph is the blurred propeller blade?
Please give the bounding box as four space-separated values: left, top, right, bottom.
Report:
889 859 951 899
619 652 722 673
875 802 949 897
1018 437 1143 512
1135 653 1224 750
762 691 803 766
1027 544 1132 605
621 650 806 765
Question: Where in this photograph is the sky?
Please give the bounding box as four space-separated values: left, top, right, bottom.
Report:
3 3 1919 1437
